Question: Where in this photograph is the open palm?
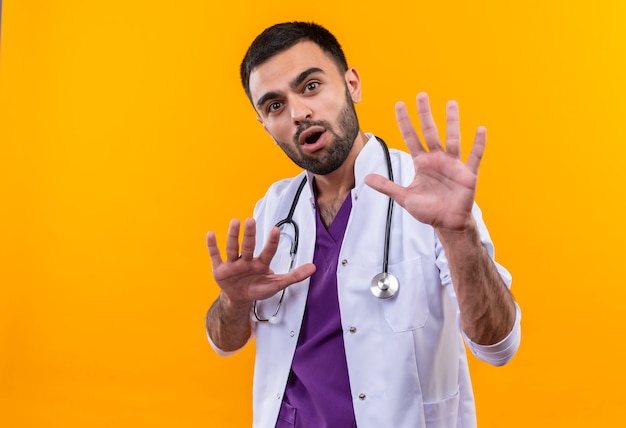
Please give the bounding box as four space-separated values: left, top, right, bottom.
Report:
365 93 485 232
207 218 316 305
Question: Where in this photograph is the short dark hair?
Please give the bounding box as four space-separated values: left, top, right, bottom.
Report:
240 22 349 103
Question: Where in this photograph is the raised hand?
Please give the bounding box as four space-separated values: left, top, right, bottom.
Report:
365 92 485 232
365 93 517 345
207 218 316 306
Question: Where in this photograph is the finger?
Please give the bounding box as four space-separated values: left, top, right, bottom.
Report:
283 263 316 285
466 126 487 174
364 173 408 208
445 100 461 158
260 263 317 298
257 226 281 266
240 218 256 261
206 231 223 269
416 92 443 151
225 218 241 262
395 101 425 157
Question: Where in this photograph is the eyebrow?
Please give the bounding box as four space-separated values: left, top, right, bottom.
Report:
255 67 325 111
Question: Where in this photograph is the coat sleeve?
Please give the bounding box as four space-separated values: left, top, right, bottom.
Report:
436 203 522 366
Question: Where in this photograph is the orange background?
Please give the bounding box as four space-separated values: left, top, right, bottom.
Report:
1 1 625 427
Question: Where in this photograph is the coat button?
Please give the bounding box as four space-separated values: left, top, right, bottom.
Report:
349 326 357 334
358 393 366 400
289 331 295 337
341 259 348 266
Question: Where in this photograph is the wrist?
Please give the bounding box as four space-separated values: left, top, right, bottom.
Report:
218 293 253 319
435 217 480 247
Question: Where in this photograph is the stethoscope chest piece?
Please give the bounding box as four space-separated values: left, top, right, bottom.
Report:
370 272 399 299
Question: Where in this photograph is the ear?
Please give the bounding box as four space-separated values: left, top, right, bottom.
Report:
345 67 362 103
257 116 276 141
256 115 267 131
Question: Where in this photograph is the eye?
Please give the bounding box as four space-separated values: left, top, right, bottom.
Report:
304 81 320 92
267 101 283 113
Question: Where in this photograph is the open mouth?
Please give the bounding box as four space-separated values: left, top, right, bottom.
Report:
305 131 323 144
298 126 326 146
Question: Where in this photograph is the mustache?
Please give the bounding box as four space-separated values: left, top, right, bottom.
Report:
293 120 331 145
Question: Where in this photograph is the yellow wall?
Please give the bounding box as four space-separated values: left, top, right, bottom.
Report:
1 1 625 426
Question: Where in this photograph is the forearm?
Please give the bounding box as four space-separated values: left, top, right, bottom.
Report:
206 293 253 353
437 219 516 345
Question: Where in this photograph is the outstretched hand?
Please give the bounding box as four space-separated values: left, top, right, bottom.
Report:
365 92 485 232
206 218 316 306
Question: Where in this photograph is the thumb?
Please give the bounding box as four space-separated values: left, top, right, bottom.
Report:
364 173 406 204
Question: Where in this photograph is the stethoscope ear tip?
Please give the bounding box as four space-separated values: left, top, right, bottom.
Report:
268 316 279 324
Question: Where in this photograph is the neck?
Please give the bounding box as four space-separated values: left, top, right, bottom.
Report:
313 131 368 228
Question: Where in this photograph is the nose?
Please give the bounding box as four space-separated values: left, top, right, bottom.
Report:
290 97 312 125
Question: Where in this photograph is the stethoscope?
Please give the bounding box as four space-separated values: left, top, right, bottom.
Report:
253 137 399 323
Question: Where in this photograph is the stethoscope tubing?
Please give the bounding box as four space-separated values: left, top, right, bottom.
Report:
379 138 395 275
252 177 307 323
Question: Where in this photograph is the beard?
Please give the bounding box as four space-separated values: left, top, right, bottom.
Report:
273 89 360 175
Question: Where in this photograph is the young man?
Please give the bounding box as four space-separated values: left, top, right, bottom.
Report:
206 22 521 428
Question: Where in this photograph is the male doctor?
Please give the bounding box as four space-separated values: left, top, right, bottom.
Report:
205 21 521 428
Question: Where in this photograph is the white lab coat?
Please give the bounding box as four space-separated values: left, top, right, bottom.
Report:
210 134 521 428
